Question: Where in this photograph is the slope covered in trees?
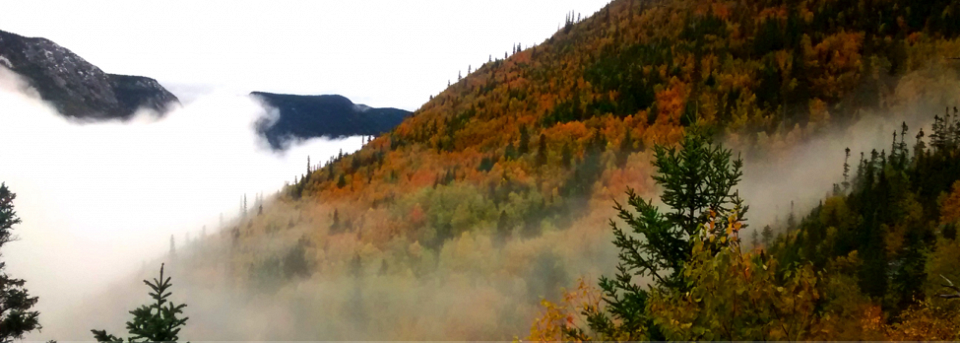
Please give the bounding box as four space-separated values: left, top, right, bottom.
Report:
288 0 960 251
529 110 960 341
158 0 960 339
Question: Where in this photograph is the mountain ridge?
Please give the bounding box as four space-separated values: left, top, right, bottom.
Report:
0 29 179 119
250 91 411 149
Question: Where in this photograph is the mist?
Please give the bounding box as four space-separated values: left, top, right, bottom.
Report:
4 59 958 341
0 67 364 340
736 63 960 241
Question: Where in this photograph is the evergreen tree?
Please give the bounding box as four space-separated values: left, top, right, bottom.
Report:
92 263 189 342
760 224 774 247
536 133 548 166
583 132 746 340
331 209 340 232
505 142 518 160
518 126 530 155
0 183 41 341
842 147 851 191
337 174 347 189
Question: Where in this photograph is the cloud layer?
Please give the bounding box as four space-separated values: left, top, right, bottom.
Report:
0 67 363 336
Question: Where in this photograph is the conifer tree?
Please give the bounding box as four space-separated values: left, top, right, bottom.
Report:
92 263 189 342
842 147 851 191
760 224 773 247
0 183 41 341
331 209 340 232
518 126 530 155
583 132 746 340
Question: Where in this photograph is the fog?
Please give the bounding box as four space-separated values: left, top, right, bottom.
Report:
3 58 959 340
0 67 364 340
737 63 960 240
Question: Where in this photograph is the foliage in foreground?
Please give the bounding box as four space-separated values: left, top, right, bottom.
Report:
92 263 188 343
0 183 41 342
528 117 960 340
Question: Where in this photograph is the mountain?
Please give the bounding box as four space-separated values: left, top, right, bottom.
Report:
250 92 411 149
293 0 960 227
0 29 178 119
176 0 960 339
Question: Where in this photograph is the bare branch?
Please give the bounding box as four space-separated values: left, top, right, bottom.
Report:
938 274 960 299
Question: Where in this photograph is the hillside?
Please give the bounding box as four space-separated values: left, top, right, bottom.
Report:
0 29 179 119
291 0 960 246
170 0 960 339
251 92 411 149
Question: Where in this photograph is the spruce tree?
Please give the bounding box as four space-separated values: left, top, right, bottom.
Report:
518 126 530 155
583 132 746 340
536 133 548 166
92 263 188 342
842 147 851 191
0 183 41 341
331 209 340 232
761 224 774 246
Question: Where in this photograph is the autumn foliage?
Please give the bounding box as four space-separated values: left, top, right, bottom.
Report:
228 0 960 339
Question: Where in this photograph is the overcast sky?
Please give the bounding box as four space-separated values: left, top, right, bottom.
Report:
0 0 611 110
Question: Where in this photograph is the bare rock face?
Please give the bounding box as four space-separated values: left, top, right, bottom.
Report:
0 29 178 119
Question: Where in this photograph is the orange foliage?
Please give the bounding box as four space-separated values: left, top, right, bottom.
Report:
940 181 960 225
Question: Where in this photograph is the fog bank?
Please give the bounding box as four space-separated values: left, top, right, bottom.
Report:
0 67 363 339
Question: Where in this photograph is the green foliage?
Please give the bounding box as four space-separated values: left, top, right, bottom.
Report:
92 263 188 343
771 110 960 317
0 183 41 342
586 131 747 340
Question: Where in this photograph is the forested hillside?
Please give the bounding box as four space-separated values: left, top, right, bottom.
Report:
527 110 960 341
289 0 960 250
173 0 960 339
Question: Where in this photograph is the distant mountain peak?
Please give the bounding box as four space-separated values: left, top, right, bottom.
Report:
250 91 411 149
0 29 179 119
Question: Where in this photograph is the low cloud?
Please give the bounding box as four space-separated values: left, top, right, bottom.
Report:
0 67 363 339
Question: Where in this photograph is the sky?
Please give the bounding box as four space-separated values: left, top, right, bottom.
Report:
0 0 611 110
